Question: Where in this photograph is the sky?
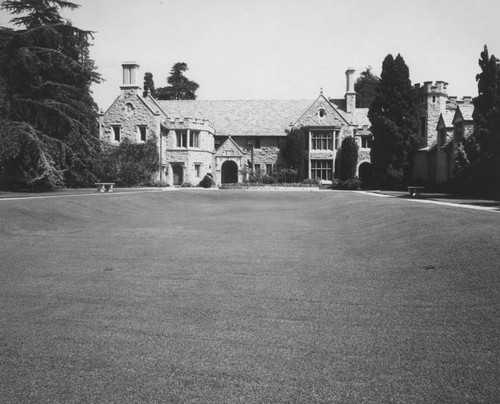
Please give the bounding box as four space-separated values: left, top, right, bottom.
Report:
2 0 500 110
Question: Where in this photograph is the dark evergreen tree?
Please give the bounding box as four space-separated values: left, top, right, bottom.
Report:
143 72 156 98
456 45 500 194
156 62 199 100
0 0 101 189
368 54 419 188
354 67 380 108
338 136 358 181
281 127 308 181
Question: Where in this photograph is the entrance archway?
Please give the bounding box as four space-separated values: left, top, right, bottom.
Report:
172 164 184 186
221 160 238 184
358 162 373 185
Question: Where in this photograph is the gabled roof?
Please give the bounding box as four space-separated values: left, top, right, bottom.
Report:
156 99 313 137
215 136 246 157
293 94 350 128
452 104 474 124
437 110 455 130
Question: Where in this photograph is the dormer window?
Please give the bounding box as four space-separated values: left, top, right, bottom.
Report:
318 108 326 118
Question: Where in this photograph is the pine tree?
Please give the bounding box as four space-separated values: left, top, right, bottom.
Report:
457 45 500 194
368 54 419 188
156 62 199 100
0 0 101 189
354 67 380 108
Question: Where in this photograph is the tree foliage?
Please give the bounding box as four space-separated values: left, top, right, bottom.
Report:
338 136 358 181
143 72 156 98
100 136 159 187
156 62 199 100
354 67 380 108
281 127 308 181
368 54 419 188
0 0 101 190
455 45 500 195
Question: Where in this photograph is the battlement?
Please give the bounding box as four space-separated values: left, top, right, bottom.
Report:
414 81 449 95
163 117 215 131
446 95 473 109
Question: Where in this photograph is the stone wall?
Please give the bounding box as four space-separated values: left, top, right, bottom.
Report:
100 89 160 143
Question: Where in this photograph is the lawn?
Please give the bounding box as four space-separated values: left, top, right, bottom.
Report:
1 190 499 403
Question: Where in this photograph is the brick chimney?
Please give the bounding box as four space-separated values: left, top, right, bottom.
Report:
345 67 356 113
121 61 140 93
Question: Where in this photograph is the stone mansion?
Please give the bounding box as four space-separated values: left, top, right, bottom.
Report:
99 62 372 186
99 62 472 187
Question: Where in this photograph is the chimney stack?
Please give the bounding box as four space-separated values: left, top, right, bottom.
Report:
121 61 140 92
345 67 356 113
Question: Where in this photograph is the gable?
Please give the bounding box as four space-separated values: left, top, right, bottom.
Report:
215 136 246 157
293 95 349 128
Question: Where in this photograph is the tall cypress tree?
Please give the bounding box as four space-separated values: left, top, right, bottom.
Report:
354 67 380 108
457 45 500 194
368 54 419 188
0 0 101 189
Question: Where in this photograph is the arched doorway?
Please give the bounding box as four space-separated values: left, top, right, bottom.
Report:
221 160 238 184
172 164 184 186
358 162 373 185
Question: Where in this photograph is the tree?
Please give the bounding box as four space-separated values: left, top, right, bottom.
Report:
281 127 308 181
100 136 159 187
354 67 380 108
455 45 500 195
156 62 199 100
0 0 101 189
143 72 156 98
368 54 419 188
338 136 358 181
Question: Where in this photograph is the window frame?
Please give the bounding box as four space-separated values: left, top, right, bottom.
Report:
310 159 333 181
112 125 121 142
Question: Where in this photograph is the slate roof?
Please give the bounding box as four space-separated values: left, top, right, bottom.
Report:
458 104 474 121
156 100 314 137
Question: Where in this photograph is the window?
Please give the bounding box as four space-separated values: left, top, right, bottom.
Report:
138 125 147 142
266 164 273 175
432 95 436 103
254 163 261 173
311 131 333 150
112 125 121 142
195 164 201 178
190 131 199 148
176 130 187 147
311 160 332 181
318 108 326 118
360 136 372 149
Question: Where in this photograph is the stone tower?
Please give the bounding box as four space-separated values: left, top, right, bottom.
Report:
414 81 448 147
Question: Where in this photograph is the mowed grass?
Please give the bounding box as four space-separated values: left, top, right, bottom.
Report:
1 190 499 403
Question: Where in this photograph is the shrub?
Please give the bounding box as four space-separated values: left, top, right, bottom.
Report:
99 136 159 187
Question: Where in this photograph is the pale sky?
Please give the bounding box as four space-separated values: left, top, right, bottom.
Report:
2 0 500 110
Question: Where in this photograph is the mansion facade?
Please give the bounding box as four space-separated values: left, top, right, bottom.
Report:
99 62 372 186
99 62 472 188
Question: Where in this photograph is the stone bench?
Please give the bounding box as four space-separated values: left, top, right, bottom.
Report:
95 183 115 193
407 186 424 197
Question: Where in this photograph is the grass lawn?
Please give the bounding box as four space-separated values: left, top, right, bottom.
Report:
1 190 499 403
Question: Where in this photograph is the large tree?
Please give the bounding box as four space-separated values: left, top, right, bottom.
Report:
281 127 308 181
368 54 419 188
354 67 379 108
156 62 199 100
0 0 101 189
455 45 500 194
